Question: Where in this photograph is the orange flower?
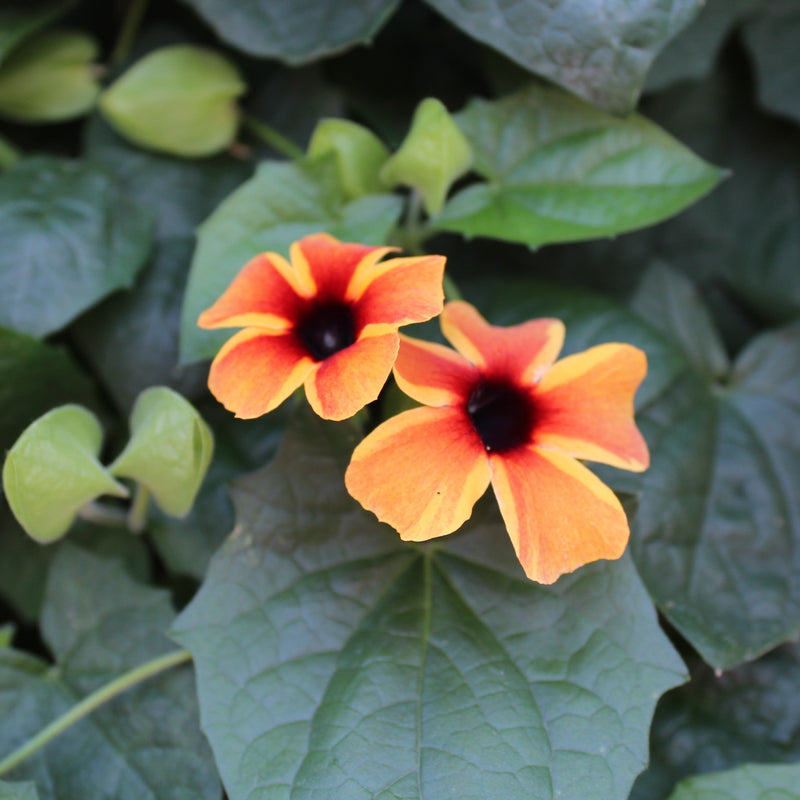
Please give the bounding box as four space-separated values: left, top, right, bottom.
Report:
345 301 650 584
198 233 446 420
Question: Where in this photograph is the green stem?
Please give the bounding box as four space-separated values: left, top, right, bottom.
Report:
0 649 192 778
110 0 149 65
127 484 150 533
241 114 304 160
77 501 129 528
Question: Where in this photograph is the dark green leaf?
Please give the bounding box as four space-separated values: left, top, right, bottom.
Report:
434 85 724 248
632 643 800 800
179 158 403 363
179 0 400 62
0 1 71 66
421 0 702 113
646 0 759 91
70 238 208 414
0 546 219 800
172 413 685 800
0 157 152 337
742 0 800 125
668 762 800 800
85 114 252 242
0 502 149 622
0 326 96 455
0 780 38 800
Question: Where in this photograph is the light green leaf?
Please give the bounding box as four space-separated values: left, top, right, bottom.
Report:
742 0 800 125
0 30 100 123
0 546 220 800
172 412 685 800
380 97 473 214
0 626 13 648
0 325 96 455
434 85 724 248
0 135 19 170
179 0 400 62
179 157 403 363
308 118 389 200
110 387 213 518
3 406 127 544
668 762 800 800
421 0 702 113
0 156 152 337
0 780 38 800
99 45 246 157
0 1 71 66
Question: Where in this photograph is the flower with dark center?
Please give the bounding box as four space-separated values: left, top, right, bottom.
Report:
198 233 446 420
345 301 650 584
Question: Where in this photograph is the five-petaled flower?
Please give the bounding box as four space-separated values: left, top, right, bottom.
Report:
345 301 650 584
198 233 446 420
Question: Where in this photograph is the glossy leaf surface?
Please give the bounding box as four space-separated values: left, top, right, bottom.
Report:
434 85 723 248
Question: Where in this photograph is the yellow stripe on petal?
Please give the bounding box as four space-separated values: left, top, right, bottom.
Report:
393 335 476 407
208 327 315 419
441 301 565 382
304 332 398 420
489 446 629 585
344 246 401 302
534 343 649 471
345 406 490 542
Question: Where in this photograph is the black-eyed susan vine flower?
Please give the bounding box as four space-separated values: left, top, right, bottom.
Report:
345 301 650 584
198 233 445 420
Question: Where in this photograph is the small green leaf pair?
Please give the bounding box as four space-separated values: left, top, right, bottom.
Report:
2 387 213 544
309 97 473 214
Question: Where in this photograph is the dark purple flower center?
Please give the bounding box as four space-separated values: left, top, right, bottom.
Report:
466 380 533 453
297 302 356 361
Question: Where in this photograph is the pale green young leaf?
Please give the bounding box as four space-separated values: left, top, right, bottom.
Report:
100 45 246 157
3 406 127 544
380 97 473 214
434 85 724 248
667 762 800 800
0 30 100 123
110 387 213 518
308 118 390 200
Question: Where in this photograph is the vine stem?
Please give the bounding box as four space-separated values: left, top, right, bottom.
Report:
0 649 192 778
126 484 150 533
110 0 150 65
241 114 304 160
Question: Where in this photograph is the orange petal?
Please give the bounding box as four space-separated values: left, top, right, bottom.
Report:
489 446 629 584
441 301 565 382
393 335 477 407
290 233 394 301
534 343 649 471
345 406 490 541
198 252 309 330
304 332 399 420
349 254 445 334
208 328 315 419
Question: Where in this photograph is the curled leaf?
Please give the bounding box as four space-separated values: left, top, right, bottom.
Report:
2 405 127 543
110 387 214 517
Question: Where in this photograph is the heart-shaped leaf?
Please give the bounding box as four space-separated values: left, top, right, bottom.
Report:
0 1 72 66
434 85 724 248
380 97 473 214
3 406 127 543
179 157 403 363
179 0 400 63
0 29 100 123
0 156 152 337
0 546 220 800
99 45 246 157
173 412 685 800
421 0 702 113
110 387 213 518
